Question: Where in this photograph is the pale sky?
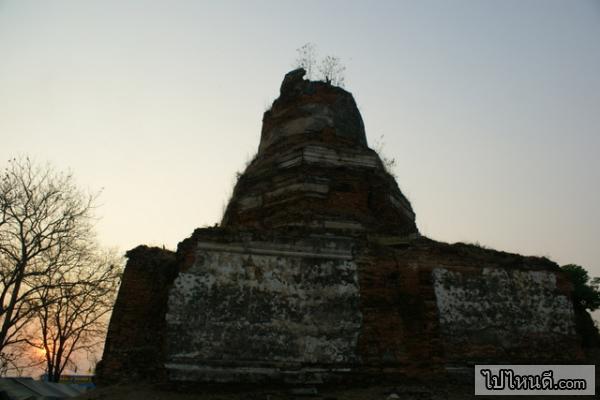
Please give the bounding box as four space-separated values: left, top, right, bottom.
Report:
1 0 599 286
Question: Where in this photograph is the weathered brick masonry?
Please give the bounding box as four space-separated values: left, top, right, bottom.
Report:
97 246 177 383
98 69 584 384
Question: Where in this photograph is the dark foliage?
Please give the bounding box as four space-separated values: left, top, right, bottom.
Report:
561 264 600 311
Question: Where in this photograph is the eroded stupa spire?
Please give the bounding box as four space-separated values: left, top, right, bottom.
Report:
221 69 418 236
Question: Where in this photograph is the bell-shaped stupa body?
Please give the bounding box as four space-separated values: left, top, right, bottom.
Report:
222 68 418 236
99 69 583 387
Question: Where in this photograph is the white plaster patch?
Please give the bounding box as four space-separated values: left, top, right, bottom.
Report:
432 267 576 338
165 239 363 379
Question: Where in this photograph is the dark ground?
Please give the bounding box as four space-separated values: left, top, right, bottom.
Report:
75 382 596 400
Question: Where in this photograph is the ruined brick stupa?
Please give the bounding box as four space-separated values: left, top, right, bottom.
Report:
98 69 584 384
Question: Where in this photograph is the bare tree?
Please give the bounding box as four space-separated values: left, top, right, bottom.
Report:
294 43 347 87
318 55 346 87
31 248 121 382
0 157 97 373
294 42 317 80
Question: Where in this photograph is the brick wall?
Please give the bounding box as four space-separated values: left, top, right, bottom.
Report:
96 246 177 383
